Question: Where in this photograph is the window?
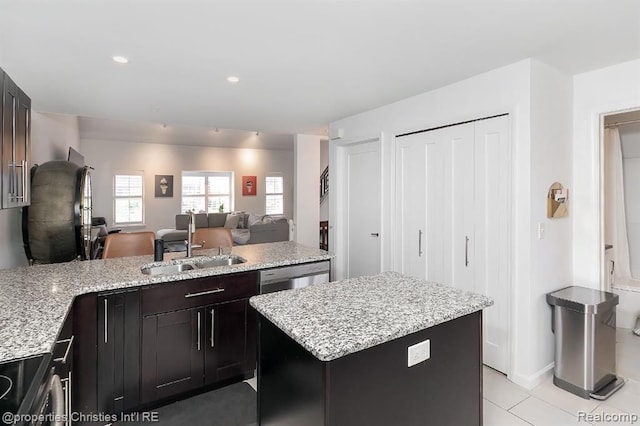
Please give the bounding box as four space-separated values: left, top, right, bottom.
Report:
265 175 284 215
182 171 233 213
113 172 144 225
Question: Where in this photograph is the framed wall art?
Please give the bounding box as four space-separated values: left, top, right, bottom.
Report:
155 175 174 198
242 175 257 196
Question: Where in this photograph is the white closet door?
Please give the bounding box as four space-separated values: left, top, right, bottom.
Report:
395 116 510 374
445 124 475 292
396 134 427 279
474 115 510 373
424 128 450 283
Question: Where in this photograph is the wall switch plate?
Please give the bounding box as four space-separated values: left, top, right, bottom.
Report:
407 339 430 367
538 222 545 240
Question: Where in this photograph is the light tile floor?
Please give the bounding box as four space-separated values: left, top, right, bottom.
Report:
484 328 640 426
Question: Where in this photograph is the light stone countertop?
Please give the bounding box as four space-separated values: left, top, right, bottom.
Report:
0 241 331 363
250 271 494 361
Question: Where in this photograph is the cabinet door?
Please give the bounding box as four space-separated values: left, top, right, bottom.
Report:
2 74 18 209
97 291 140 414
1 73 29 209
15 89 30 206
204 299 251 384
141 308 203 403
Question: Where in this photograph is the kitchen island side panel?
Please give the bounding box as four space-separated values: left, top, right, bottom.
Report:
258 315 326 426
257 311 482 426
326 310 482 426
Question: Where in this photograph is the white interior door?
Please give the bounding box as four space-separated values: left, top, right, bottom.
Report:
474 115 510 373
345 141 381 278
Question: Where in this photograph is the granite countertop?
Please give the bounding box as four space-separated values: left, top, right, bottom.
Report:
250 271 494 361
0 241 331 363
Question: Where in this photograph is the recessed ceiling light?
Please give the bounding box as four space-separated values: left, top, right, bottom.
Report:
112 55 129 64
227 76 240 83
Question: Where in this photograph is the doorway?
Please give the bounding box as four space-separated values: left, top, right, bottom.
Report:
601 108 640 290
334 138 382 279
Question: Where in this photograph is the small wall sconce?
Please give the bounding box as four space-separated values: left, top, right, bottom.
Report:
547 182 568 218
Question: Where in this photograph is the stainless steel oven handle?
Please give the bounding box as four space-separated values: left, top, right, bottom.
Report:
0 375 12 400
50 374 65 426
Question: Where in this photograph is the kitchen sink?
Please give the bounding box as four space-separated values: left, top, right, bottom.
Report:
195 257 246 268
141 255 246 275
141 262 197 275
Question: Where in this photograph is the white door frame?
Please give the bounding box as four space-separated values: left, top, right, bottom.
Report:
329 134 384 280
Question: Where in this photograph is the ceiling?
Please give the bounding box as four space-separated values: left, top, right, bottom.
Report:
1 0 639 146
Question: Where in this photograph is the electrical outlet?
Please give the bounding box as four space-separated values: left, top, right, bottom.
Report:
407 339 430 367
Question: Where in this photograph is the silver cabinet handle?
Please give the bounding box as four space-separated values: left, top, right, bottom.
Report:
197 312 201 351
104 298 108 344
21 160 26 201
184 288 224 298
10 97 16 199
210 308 215 348
54 335 74 364
418 230 423 257
465 236 470 267
21 160 27 201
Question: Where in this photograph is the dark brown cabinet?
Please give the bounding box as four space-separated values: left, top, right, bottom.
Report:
53 306 74 423
140 272 258 405
73 271 258 414
73 289 140 420
97 290 140 414
1 67 30 209
141 307 204 402
204 298 255 384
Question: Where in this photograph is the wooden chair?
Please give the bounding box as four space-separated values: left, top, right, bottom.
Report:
102 231 155 259
192 228 233 250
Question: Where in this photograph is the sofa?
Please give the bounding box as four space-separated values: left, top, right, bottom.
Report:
156 212 290 251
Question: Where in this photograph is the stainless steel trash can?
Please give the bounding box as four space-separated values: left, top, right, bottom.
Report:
546 286 624 400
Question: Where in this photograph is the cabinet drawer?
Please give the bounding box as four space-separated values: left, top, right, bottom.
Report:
141 272 258 316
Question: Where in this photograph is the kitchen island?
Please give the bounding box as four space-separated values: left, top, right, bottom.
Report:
250 271 493 426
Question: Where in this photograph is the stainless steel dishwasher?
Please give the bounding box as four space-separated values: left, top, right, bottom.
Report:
259 261 330 294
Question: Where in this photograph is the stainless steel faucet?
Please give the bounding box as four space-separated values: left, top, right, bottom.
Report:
185 213 201 257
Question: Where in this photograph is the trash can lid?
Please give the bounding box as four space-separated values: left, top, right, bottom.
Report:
546 286 619 314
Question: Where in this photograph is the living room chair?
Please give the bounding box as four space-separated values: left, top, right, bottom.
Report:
192 228 233 249
102 231 155 258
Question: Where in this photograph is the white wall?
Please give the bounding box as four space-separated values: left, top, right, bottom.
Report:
572 59 640 328
528 60 573 378
293 134 321 247
81 138 294 233
329 58 574 389
0 112 79 269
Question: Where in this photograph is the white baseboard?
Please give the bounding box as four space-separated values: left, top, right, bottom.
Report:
509 362 554 390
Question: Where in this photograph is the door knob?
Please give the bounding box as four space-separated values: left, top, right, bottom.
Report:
370 233 379 237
